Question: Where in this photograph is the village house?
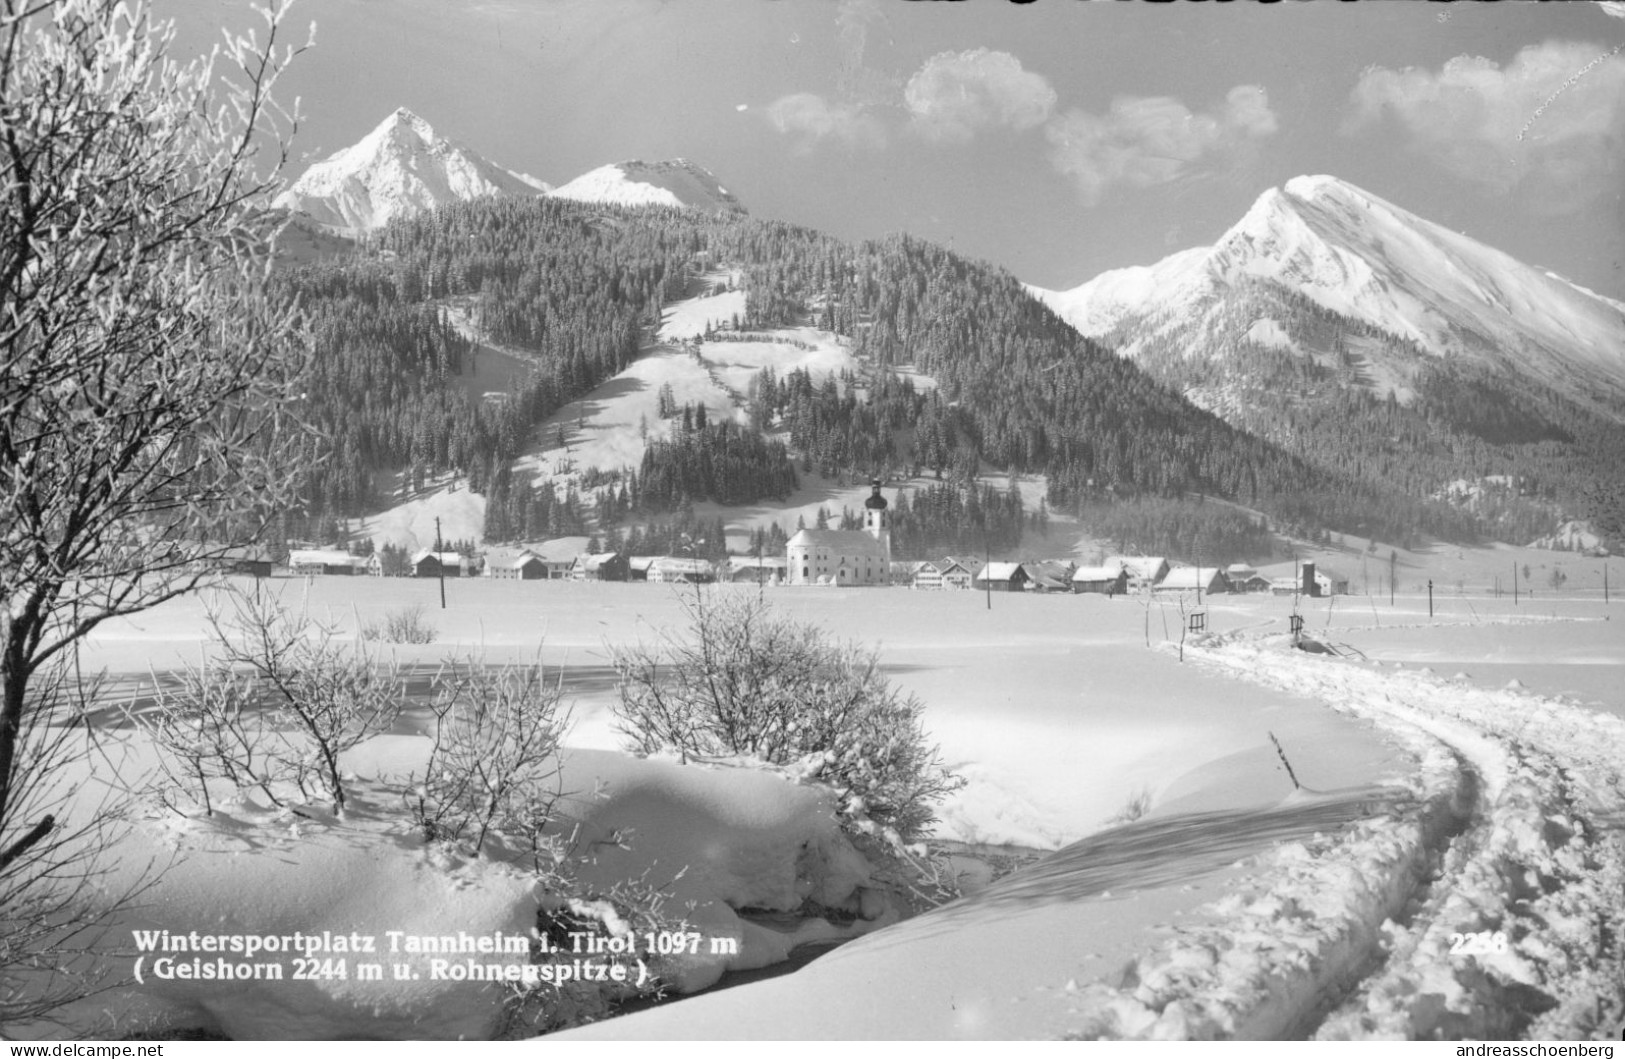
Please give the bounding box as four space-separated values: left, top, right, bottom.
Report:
214 546 273 579
1107 556 1169 589
1154 566 1230 595
938 557 983 590
890 560 926 587
1309 563 1349 597
728 556 787 584
288 549 359 576
786 480 892 586
412 550 463 579
509 540 583 579
571 552 629 581
908 560 949 590
973 562 1029 593
481 550 545 580
1020 560 1076 592
1071 565 1129 595
648 557 715 584
627 556 659 582
1226 563 1272 593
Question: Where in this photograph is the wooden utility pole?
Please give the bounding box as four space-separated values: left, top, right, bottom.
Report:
435 516 447 610
984 540 991 611
1513 561 1519 606
1427 579 1433 618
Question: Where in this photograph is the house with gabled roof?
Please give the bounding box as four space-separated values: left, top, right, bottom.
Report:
729 556 787 584
890 560 925 587
1154 566 1229 595
215 546 274 578
649 557 715 584
973 562 1029 593
289 549 360 576
412 550 464 579
1107 556 1169 589
1312 565 1349 596
572 552 628 581
1071 565 1128 595
941 557 984 590
524 539 583 579
1020 560 1076 593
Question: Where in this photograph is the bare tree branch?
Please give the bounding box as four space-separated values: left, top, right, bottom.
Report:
1 0 310 1028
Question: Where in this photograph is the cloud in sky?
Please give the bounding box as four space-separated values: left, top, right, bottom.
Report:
1044 85 1279 205
1344 40 1625 209
764 92 887 151
904 48 1057 142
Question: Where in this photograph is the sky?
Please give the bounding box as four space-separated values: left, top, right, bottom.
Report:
166 0 1625 298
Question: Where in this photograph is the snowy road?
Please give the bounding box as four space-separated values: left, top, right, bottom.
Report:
1068 628 1625 1039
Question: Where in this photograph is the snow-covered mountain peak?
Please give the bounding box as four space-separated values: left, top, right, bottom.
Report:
1283 173 1357 203
1030 174 1625 418
274 108 547 233
369 107 436 145
548 159 745 214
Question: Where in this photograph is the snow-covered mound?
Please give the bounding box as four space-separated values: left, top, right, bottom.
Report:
1031 175 1625 419
41 736 891 1040
548 159 745 214
275 109 547 233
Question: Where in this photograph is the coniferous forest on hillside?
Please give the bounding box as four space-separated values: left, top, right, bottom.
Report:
269 197 1624 559
1095 279 1625 550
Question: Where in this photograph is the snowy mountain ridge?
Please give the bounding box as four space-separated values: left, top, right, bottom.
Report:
274 108 548 234
1030 175 1625 419
548 159 746 214
276 111 745 232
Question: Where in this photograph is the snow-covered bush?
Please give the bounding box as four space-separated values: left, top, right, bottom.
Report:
130 659 290 817
502 872 691 1036
360 604 436 644
135 593 405 815
1106 787 1154 826
610 589 963 842
406 659 570 859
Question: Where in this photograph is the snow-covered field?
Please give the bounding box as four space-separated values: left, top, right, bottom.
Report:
27 575 1624 1040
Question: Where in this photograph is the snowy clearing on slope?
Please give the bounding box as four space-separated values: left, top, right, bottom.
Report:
354 471 486 553
658 287 747 342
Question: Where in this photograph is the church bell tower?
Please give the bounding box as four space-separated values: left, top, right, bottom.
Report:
863 478 891 568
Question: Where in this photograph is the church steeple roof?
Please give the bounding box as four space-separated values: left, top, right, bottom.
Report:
863 478 888 511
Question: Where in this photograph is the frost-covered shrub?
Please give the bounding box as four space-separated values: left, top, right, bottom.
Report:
499 872 694 1036
609 590 963 842
1106 787 1154 826
135 593 405 815
405 659 570 858
360 604 436 644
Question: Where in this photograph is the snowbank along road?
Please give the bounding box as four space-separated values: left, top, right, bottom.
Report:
1065 623 1625 1040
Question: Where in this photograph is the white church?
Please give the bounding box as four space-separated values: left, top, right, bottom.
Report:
786 479 892 586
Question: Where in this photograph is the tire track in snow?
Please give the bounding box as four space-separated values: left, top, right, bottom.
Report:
1061 633 1625 1040
1195 634 1625 1040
